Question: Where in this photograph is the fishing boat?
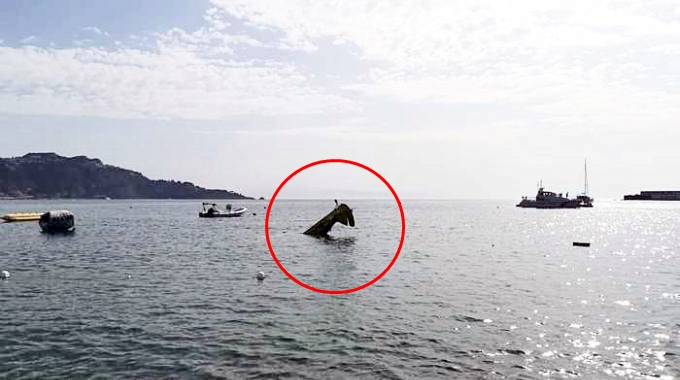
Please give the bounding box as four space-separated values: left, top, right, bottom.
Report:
39 210 75 233
198 202 247 218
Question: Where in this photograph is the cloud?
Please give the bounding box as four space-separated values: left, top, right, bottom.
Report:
19 35 38 44
0 45 356 119
82 26 109 36
0 5 363 120
209 0 680 65
210 0 680 123
2 0 680 129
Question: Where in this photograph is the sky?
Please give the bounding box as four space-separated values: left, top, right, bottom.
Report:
2 0 680 200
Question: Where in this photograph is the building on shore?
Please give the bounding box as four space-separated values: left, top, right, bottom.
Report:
623 191 680 201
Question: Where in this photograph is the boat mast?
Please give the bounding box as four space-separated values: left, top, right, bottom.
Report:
584 159 589 195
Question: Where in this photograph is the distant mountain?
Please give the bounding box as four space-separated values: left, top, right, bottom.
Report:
0 153 251 200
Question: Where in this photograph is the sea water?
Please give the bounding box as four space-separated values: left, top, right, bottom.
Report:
0 199 678 379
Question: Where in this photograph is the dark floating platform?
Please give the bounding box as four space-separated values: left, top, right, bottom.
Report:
573 242 590 247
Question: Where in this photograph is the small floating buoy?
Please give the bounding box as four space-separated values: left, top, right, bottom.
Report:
573 242 590 247
256 271 266 281
1 270 10 280
252 213 257 216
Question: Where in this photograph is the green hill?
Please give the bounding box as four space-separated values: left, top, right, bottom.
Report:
0 153 251 200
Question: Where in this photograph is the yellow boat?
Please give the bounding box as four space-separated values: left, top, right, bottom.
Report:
1 212 43 222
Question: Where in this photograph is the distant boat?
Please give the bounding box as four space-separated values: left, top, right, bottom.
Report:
198 202 247 218
517 161 594 209
517 186 582 208
576 160 594 207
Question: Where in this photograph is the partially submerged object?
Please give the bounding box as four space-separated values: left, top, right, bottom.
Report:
0 270 9 280
303 202 355 237
199 202 247 218
39 210 75 233
2 212 42 222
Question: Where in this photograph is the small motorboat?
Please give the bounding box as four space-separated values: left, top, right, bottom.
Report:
199 202 247 218
39 210 75 233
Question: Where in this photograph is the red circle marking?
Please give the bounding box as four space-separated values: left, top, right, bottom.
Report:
264 159 406 294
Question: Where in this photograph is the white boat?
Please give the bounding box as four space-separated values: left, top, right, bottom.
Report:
199 202 247 218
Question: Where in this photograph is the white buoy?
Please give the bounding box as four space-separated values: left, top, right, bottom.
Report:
1 270 10 280
256 271 265 281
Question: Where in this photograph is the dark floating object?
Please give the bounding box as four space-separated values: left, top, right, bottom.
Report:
573 242 590 247
303 202 355 237
39 210 75 233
